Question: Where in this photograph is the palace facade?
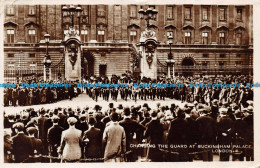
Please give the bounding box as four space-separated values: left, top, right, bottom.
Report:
3 4 253 82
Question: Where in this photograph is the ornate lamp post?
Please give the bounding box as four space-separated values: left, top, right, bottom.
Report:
76 5 83 35
166 34 175 78
43 32 52 81
138 7 158 28
62 5 83 34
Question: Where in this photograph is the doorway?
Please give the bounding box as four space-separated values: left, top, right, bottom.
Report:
181 58 195 76
99 65 107 77
82 52 94 78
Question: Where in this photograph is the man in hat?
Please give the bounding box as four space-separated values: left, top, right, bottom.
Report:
27 127 43 162
217 108 233 161
243 106 254 161
58 117 82 162
144 110 164 162
196 109 216 161
103 113 126 162
47 116 64 160
83 117 102 160
119 107 146 161
168 109 189 161
117 104 124 119
232 110 247 161
12 122 33 163
76 115 89 136
210 99 219 120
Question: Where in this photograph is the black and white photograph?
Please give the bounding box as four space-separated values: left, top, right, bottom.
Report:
1 0 259 167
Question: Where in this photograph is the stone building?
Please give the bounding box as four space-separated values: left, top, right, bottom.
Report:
3 4 253 82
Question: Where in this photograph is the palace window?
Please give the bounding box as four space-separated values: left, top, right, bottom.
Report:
29 53 35 58
7 29 15 43
202 6 209 21
236 8 242 21
184 32 191 44
130 5 137 18
202 62 208 67
167 6 174 20
129 30 137 43
184 7 191 20
220 54 226 58
219 62 225 69
202 32 209 44
28 29 36 43
6 6 14 15
236 32 242 45
203 54 209 58
97 30 105 42
81 29 88 42
8 53 14 57
28 5 35 16
219 7 226 21
97 5 105 17
219 32 225 44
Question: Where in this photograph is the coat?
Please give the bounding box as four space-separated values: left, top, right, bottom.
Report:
144 119 164 162
217 116 234 145
29 137 44 154
12 133 33 163
59 127 82 161
196 115 216 145
168 118 189 145
48 125 64 147
103 122 126 160
83 127 102 158
119 118 146 149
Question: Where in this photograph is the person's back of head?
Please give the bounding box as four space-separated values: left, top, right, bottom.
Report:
51 115 60 124
67 117 77 126
123 107 131 116
26 127 38 137
89 117 96 126
110 112 119 122
13 122 24 133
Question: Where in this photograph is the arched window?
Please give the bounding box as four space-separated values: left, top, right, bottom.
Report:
4 22 18 43
24 22 39 43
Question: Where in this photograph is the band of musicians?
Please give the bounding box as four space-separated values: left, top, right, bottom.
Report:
4 74 254 162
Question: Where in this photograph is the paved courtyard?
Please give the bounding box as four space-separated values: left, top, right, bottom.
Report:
4 93 184 114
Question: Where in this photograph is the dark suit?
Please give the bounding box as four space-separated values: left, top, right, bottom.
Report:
48 125 64 157
12 133 33 163
83 127 102 159
76 121 89 136
119 118 146 161
232 119 248 161
144 120 164 162
168 118 189 161
38 116 52 154
29 137 43 154
196 115 216 161
102 116 111 126
95 121 105 135
243 114 254 161
217 116 233 161
58 113 68 129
